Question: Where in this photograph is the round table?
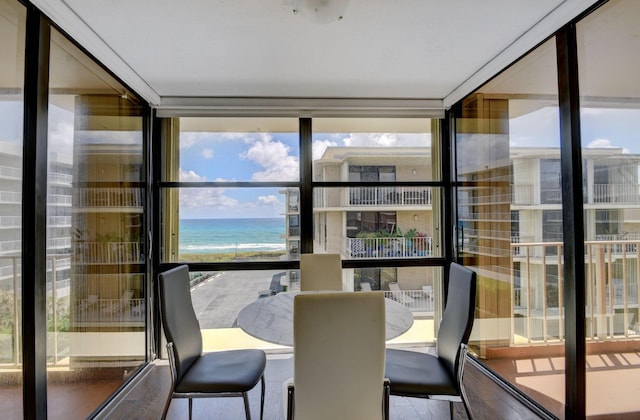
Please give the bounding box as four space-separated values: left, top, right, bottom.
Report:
237 291 414 346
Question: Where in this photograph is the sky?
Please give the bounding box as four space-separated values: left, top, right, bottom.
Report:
177 130 429 219
1 100 640 219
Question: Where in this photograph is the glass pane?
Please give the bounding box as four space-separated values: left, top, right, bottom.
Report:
171 117 299 182
188 266 441 352
312 118 435 182
456 38 565 417
163 188 291 262
577 1 640 417
47 29 146 419
313 187 440 258
0 0 24 417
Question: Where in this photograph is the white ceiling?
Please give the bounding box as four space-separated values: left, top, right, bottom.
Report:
32 0 600 108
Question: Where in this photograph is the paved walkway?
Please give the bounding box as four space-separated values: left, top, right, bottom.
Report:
190 270 284 329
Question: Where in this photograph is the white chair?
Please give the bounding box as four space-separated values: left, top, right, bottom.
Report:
360 282 372 291
299 253 343 291
286 291 389 420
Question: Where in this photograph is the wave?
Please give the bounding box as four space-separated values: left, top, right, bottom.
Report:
180 243 286 252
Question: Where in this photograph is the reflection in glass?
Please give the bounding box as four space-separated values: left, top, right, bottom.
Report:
47 29 145 418
0 0 25 416
578 1 640 417
456 37 565 417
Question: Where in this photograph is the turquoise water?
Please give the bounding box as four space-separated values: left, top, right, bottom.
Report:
179 218 286 254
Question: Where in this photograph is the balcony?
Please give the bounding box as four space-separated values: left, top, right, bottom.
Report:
346 236 432 259
74 241 144 264
349 186 432 206
510 239 640 344
315 186 432 208
512 183 640 206
74 187 143 208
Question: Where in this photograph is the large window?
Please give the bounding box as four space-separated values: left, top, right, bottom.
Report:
455 37 565 417
577 1 640 417
46 28 146 419
161 117 299 262
0 0 24 416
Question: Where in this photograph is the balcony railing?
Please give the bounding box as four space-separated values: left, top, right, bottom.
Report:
512 183 640 205
74 188 143 207
511 239 640 344
383 290 434 313
346 236 432 259
74 242 144 264
0 165 21 179
348 186 432 206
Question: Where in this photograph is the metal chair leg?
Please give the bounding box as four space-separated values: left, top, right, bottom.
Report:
243 392 251 420
260 374 265 420
189 398 193 420
449 400 454 419
160 394 172 420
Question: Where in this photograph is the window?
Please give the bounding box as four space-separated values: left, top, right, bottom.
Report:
161 118 299 262
0 0 24 415
46 28 147 418
455 36 564 417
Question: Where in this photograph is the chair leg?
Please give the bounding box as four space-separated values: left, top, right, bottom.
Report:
243 392 252 420
449 400 454 420
160 394 172 420
189 398 193 420
382 379 390 420
260 374 265 420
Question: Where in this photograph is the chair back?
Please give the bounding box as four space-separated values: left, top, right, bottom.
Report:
158 265 203 384
293 291 386 420
299 253 343 291
436 262 477 386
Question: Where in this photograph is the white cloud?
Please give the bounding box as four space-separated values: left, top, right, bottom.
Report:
586 138 629 153
202 148 214 159
342 132 429 148
179 188 239 210
312 139 338 160
179 168 207 182
258 195 280 206
240 134 299 181
180 132 211 149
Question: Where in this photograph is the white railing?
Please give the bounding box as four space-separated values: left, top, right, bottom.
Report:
592 184 640 204
347 236 432 259
0 240 21 254
47 237 71 250
74 242 143 264
383 289 434 313
0 165 21 179
0 191 21 203
49 173 73 185
73 297 145 324
74 188 142 207
48 194 72 206
48 216 72 227
347 186 432 206
0 216 21 229
511 240 640 344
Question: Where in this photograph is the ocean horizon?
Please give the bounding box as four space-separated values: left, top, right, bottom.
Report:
179 218 286 254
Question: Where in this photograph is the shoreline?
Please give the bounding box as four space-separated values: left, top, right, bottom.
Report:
178 250 287 263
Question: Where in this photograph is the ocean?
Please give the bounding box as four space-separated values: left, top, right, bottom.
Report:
179 218 286 254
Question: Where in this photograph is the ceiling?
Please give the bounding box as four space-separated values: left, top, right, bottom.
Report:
32 0 600 108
